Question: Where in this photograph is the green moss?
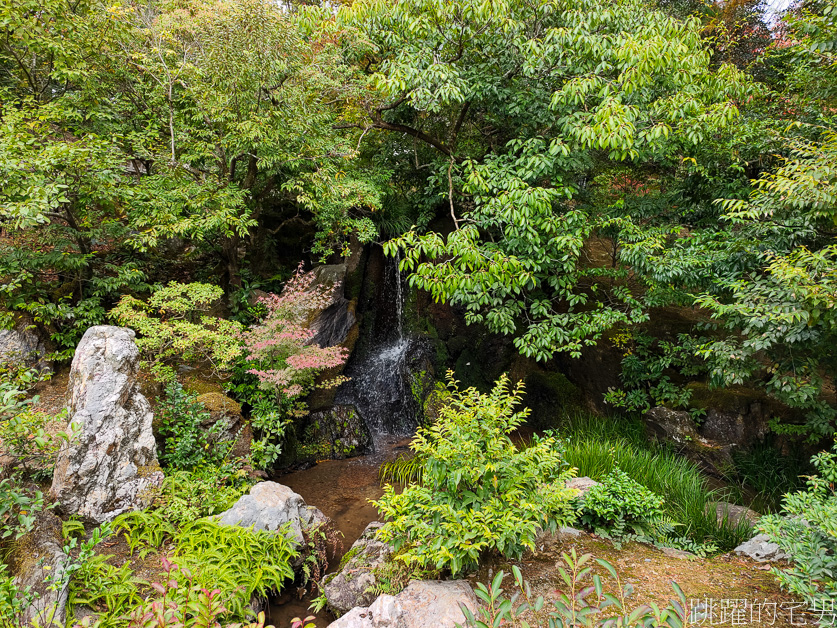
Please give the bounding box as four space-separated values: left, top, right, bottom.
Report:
196 392 241 415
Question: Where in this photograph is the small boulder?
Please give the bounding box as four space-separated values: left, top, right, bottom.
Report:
328 580 478 628
215 481 328 546
644 407 699 444
324 522 393 614
566 477 599 500
734 534 789 562
303 405 372 461
0 315 50 372
50 326 163 522
707 502 760 528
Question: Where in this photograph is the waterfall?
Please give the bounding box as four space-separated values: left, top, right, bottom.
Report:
335 250 419 441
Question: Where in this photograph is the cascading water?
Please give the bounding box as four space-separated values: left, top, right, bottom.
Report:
334 250 419 441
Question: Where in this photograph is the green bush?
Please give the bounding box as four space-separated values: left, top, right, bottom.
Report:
373 373 576 576
157 383 231 471
759 437 837 625
579 467 668 539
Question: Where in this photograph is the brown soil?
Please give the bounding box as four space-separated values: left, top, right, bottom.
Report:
468 530 815 627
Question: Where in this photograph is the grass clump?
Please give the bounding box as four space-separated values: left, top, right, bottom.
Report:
557 412 753 551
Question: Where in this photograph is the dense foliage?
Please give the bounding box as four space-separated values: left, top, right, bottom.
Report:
759 437 837 624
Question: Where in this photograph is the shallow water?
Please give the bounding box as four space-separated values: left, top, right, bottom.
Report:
267 436 411 627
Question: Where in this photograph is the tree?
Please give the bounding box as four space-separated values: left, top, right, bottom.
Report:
330 0 749 359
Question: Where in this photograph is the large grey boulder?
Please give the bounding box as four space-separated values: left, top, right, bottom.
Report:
328 580 478 628
734 534 789 562
216 481 329 546
324 522 393 614
50 326 162 522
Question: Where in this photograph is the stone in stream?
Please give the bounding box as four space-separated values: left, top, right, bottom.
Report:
50 326 163 523
215 481 329 546
327 580 478 628
323 522 393 614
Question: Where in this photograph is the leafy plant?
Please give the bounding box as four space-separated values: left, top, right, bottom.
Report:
557 411 753 550
154 467 253 527
758 436 837 625
373 373 576 575
458 550 692 628
111 283 244 383
112 510 178 558
240 264 348 408
248 397 291 472
157 383 231 471
0 479 46 542
171 519 297 619
578 467 669 541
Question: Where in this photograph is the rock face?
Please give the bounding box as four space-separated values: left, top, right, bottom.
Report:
14 512 70 627
0 316 50 372
216 481 329 546
707 502 760 528
50 326 162 522
324 522 392 614
734 534 789 562
329 580 478 628
643 406 733 476
302 405 372 461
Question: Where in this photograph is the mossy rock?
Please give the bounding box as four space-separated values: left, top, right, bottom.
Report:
196 392 242 416
422 382 451 424
524 371 583 429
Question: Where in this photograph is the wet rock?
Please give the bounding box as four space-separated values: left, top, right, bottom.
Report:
196 392 252 458
734 534 789 562
302 405 372 460
13 511 69 627
215 481 329 546
566 476 599 500
0 315 50 372
324 522 393 614
51 326 163 522
707 502 760 528
328 580 478 628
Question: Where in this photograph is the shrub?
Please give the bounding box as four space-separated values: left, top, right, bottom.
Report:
758 436 837 625
155 466 253 527
373 373 576 576
240 263 348 410
157 382 231 471
111 282 244 383
248 397 291 472
579 467 668 540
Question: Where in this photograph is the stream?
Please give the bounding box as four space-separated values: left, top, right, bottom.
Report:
268 436 410 625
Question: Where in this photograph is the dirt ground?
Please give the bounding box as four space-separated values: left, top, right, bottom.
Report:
467 529 818 628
